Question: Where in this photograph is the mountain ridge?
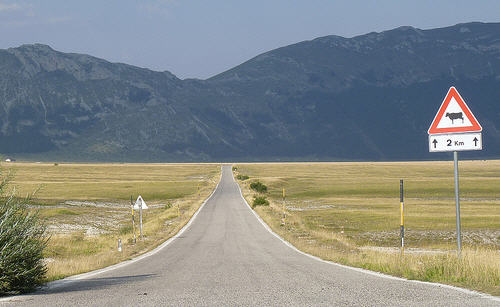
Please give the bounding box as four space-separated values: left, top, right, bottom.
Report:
1 22 500 161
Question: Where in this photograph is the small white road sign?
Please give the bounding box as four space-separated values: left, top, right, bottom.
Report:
429 132 482 152
133 195 149 210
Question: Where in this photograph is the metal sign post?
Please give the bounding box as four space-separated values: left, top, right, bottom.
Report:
454 151 462 256
132 195 148 241
131 196 136 244
139 200 143 241
428 86 482 257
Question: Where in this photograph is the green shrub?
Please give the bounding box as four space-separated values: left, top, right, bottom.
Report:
236 174 249 181
0 173 48 295
164 202 172 210
232 167 237 171
250 181 267 193
252 196 269 208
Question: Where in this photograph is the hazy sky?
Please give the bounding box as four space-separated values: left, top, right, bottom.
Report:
1 1 499 79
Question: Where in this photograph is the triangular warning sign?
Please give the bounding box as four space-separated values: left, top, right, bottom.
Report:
133 195 149 210
428 87 482 134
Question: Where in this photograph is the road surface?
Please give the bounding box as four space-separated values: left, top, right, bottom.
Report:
2 165 498 306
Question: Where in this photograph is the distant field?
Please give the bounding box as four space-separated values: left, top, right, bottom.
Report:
1 162 220 281
5 163 212 202
234 161 500 296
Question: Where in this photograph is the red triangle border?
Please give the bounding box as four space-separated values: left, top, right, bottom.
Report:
428 87 482 134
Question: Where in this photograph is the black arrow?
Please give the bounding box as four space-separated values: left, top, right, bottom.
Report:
432 139 438 148
473 137 478 146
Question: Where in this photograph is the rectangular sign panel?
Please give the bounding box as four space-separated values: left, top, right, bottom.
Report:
429 132 482 152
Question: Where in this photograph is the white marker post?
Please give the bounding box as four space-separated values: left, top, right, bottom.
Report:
428 87 482 257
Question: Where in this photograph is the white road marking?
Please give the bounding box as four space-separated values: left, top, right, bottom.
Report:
0 166 223 302
232 168 500 303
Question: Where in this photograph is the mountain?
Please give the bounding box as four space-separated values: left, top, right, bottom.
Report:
1 22 500 161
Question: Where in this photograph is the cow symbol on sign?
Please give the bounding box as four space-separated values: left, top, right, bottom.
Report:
445 112 464 124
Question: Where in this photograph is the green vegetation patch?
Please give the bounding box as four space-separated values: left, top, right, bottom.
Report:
235 161 500 296
252 196 269 208
0 176 48 295
250 181 268 193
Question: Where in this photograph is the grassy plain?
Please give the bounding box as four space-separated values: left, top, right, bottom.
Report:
234 161 500 296
2 162 220 281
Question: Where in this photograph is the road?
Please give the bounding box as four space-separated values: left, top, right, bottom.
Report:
2 165 498 306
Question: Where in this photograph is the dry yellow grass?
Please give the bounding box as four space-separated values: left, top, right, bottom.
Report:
234 161 500 296
1 162 220 281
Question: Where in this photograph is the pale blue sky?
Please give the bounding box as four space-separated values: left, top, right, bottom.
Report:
1 0 499 79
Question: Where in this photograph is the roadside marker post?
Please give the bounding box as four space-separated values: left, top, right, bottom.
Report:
428 86 483 257
282 188 286 225
400 179 404 256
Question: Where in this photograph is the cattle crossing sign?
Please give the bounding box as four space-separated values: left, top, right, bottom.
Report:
428 86 482 152
427 86 483 257
428 86 482 135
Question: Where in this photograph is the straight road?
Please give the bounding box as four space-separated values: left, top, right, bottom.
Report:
2 165 498 306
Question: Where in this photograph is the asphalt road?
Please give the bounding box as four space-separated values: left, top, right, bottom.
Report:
2 165 499 306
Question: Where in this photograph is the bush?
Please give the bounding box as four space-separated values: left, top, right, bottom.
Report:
0 173 48 295
232 167 237 171
252 196 269 208
236 174 249 181
250 181 267 193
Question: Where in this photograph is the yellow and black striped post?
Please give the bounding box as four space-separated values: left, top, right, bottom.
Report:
282 188 286 225
400 179 404 256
